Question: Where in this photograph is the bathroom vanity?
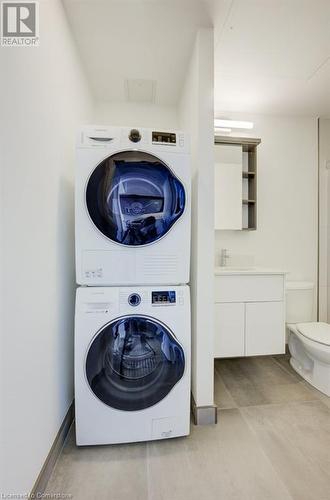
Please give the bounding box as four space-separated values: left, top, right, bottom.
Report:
214 268 286 358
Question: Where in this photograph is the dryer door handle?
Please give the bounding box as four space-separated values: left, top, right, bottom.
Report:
89 136 114 142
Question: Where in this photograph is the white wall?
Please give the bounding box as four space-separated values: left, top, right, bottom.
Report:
214 113 318 318
179 29 215 408
0 0 92 494
94 101 178 129
318 119 330 322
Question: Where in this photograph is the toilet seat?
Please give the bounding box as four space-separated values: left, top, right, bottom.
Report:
296 322 330 347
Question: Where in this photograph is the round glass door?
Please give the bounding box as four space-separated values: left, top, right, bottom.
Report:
86 316 185 411
86 151 186 246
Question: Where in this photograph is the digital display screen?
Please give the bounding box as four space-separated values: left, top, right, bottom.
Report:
152 291 176 304
152 131 176 144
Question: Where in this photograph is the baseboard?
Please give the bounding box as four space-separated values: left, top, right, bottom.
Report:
30 402 74 496
191 395 218 425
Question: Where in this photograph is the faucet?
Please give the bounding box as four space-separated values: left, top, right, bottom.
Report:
220 248 230 267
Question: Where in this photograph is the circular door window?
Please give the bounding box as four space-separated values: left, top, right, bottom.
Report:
86 151 186 246
86 316 185 411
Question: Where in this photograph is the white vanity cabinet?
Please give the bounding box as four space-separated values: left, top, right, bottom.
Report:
214 270 286 358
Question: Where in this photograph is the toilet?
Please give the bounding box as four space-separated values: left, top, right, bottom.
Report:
286 281 330 396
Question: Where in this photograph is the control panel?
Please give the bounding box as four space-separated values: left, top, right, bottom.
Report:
152 131 176 145
152 291 176 305
78 126 187 151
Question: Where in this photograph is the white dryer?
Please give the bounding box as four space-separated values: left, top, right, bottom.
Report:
75 285 191 445
75 126 191 286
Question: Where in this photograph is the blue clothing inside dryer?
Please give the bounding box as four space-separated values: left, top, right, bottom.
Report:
86 153 185 246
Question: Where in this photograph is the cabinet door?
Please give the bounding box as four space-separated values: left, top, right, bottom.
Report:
245 302 285 356
214 144 242 230
214 303 245 358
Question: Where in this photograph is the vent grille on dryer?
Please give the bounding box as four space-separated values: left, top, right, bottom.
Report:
140 255 178 276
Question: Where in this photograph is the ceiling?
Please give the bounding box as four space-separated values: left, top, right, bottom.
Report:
62 0 212 106
63 0 330 116
213 0 330 117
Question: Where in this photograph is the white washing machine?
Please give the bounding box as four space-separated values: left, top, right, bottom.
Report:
75 285 191 445
75 126 191 286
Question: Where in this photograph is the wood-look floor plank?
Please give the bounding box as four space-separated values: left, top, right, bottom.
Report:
216 356 319 407
147 408 292 500
241 400 330 500
45 429 148 500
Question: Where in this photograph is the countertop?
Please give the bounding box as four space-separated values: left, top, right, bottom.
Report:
215 266 288 276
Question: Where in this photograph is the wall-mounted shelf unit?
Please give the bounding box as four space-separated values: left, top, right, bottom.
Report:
214 136 261 231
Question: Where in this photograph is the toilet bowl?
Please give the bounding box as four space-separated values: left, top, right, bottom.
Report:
286 281 330 396
288 322 330 396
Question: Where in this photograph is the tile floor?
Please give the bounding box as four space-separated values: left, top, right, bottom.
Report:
45 354 330 500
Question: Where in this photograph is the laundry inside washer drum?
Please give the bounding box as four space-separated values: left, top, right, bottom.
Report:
86 152 186 246
86 317 185 411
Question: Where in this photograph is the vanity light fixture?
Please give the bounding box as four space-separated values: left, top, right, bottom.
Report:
214 119 254 130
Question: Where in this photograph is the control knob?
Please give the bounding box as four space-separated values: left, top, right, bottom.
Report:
129 129 141 143
128 293 141 307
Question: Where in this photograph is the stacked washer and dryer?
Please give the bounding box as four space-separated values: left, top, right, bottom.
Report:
74 126 191 445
